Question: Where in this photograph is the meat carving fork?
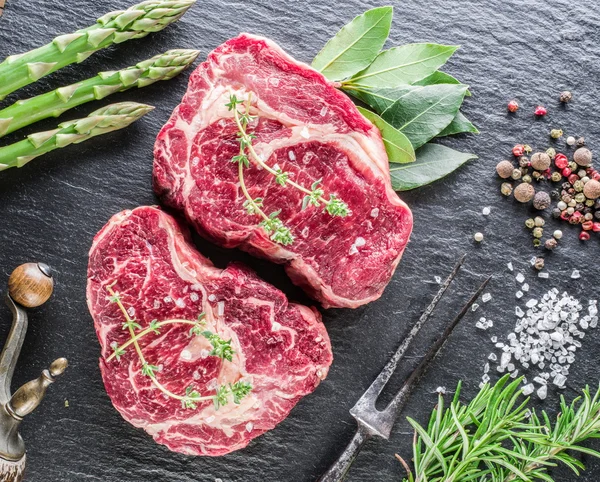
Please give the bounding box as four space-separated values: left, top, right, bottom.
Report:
319 255 490 482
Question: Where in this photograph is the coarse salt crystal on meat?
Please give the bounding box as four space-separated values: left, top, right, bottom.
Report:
86 206 332 456
153 34 413 309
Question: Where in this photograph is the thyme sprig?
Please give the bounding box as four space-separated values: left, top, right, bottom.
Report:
227 94 351 246
400 375 600 482
105 284 252 411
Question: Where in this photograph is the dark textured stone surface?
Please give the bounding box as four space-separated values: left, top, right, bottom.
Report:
0 0 599 480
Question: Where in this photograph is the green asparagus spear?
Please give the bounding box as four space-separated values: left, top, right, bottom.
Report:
0 102 154 171
0 0 196 100
0 49 199 138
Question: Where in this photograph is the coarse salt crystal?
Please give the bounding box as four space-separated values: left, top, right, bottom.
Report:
288 150 296 161
246 422 254 432
181 350 192 360
507 262 514 271
208 294 217 302
127 307 136 317
537 384 548 400
217 301 225 316
516 273 525 283
354 237 366 247
270 77 280 87
175 298 186 308
300 126 310 138
272 321 282 332
488 353 497 361
370 207 380 218
482 207 491 215
205 415 215 424
190 292 199 302
319 106 328 116
471 303 479 312
538 272 549 279
482 293 492 303
522 283 529 292
516 291 523 299
153 300 161 309
349 245 358 255
522 383 534 395
526 299 538 308
164 296 172 303
434 276 442 284
571 270 581 279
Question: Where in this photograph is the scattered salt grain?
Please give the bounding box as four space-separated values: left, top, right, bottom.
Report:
522 383 535 395
538 272 549 279
217 301 225 316
319 106 328 117
246 422 254 432
370 207 380 218
300 126 310 138
490 336 498 343
205 415 215 424
482 293 492 303
175 298 186 308
522 283 529 292
349 245 359 256
482 207 491 215
571 270 581 279
153 300 161 309
180 350 192 361
269 77 280 87
516 273 525 283
488 353 497 361
537 384 548 400
434 276 442 284
354 237 366 247
471 303 480 312
163 296 172 303
516 291 523 299
190 292 199 302
208 294 217 302
127 307 136 317
507 262 514 271
288 151 296 161
272 321 282 332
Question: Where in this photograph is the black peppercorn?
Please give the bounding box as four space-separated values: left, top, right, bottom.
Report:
519 156 530 168
550 190 560 199
560 91 573 103
552 208 561 218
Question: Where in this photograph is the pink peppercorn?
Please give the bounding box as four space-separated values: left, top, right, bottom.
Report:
580 231 591 241
594 172 600 182
571 211 584 224
560 211 571 221
513 144 525 157
554 154 569 169
582 221 594 231
568 174 580 185
593 222 600 232
508 100 519 112
535 105 547 116
562 167 572 177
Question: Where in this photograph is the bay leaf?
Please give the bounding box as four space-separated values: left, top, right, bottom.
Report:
438 111 479 137
381 84 468 149
345 84 417 113
415 70 471 96
345 43 458 89
312 6 393 81
357 106 415 164
389 143 477 191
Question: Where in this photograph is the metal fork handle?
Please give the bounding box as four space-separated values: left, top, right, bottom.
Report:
318 425 371 482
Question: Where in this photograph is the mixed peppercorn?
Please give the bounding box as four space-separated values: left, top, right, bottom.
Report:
496 91 600 251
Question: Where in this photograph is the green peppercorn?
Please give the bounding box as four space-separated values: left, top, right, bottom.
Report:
525 218 535 229
550 129 563 139
512 169 522 180
546 147 557 159
569 161 578 170
501 182 513 196
533 227 544 238
524 145 532 154
551 171 562 182
534 216 545 227
532 171 541 180
574 180 585 192
575 193 586 203
522 174 532 183
533 239 541 247
586 199 595 207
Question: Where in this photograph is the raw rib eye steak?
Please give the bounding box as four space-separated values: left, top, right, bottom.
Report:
86 206 332 456
154 34 413 309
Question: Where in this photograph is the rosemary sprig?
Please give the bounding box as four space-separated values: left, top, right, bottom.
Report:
400 375 600 482
227 94 351 246
105 284 252 410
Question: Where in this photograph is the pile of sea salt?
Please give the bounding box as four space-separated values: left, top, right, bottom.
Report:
481 287 598 400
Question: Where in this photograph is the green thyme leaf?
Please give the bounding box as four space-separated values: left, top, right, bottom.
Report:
230 381 253 404
214 385 230 410
122 319 142 331
274 168 289 186
324 195 351 217
243 198 264 215
202 331 235 361
270 225 294 246
108 293 121 303
182 385 201 409
231 153 250 167
312 6 393 81
111 343 126 361
225 94 242 111
141 362 159 377
149 319 161 335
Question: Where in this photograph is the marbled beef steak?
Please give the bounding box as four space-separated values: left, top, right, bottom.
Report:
86 206 332 456
154 34 413 309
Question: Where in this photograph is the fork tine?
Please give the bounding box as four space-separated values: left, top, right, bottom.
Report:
381 275 493 427
350 254 466 411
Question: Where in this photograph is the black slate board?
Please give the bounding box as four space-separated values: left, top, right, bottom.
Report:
1 0 599 480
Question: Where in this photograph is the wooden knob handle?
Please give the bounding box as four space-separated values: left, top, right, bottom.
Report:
8 263 54 308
